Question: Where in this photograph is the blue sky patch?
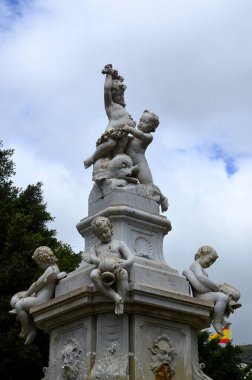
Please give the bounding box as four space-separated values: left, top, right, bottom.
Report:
209 143 239 176
5 0 22 6
1 1 32 31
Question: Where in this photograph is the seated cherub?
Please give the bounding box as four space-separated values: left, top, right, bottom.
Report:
9 246 66 344
82 216 134 315
183 246 241 335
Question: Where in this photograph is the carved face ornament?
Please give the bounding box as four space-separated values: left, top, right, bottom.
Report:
150 334 176 380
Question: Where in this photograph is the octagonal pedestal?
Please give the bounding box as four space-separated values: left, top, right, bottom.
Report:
32 191 213 380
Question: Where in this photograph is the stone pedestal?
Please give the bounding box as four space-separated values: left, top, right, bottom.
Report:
32 190 213 380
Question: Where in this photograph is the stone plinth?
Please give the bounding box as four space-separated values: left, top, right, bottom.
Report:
32 191 213 380
78 188 171 264
33 283 213 379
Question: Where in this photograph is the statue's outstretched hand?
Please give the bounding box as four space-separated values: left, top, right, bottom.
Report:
102 64 113 75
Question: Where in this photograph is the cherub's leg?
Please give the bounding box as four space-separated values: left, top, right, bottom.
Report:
197 292 229 335
212 293 229 335
84 139 116 168
90 269 122 304
15 297 37 339
160 193 169 212
113 135 129 156
149 184 169 212
114 269 129 315
116 269 129 303
25 323 37 344
222 313 231 327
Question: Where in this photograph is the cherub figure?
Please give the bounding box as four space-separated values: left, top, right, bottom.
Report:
82 216 134 315
9 246 66 344
84 64 135 168
182 246 241 335
123 110 168 211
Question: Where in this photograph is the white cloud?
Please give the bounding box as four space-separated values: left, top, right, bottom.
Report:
13 144 87 251
1 0 252 344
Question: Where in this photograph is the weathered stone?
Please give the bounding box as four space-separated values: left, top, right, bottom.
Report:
30 65 216 379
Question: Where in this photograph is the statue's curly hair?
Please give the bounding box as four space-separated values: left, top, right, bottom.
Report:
91 216 112 232
32 246 58 264
194 245 218 261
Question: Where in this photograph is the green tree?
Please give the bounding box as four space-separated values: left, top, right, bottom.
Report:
0 142 81 379
198 330 251 380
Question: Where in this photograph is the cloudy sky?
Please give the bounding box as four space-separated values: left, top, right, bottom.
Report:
1 0 252 345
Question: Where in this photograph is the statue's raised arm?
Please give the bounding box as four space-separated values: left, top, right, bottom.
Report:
101 63 131 133
84 65 134 168
102 64 125 114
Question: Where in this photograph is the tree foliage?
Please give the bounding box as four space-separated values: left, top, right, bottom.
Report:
0 141 81 379
198 330 252 380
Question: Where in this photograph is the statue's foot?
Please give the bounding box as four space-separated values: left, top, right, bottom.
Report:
115 301 124 315
25 328 37 344
57 271 67 280
161 197 169 212
114 295 123 315
19 329 26 338
212 321 224 335
84 158 93 169
9 309 17 315
222 319 232 328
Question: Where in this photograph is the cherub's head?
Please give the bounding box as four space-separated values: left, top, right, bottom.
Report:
138 110 159 133
111 78 127 107
194 246 218 268
91 216 113 243
32 246 57 269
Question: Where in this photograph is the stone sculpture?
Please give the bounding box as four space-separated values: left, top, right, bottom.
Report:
61 338 82 380
92 153 139 188
84 64 168 212
25 65 241 380
82 216 134 315
149 334 176 380
84 64 135 168
123 109 168 211
183 246 241 335
9 246 66 344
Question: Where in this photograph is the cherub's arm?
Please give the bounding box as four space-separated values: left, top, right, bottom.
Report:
182 268 210 293
190 261 220 292
82 246 100 266
102 64 114 113
24 266 58 297
123 125 153 144
117 241 134 269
